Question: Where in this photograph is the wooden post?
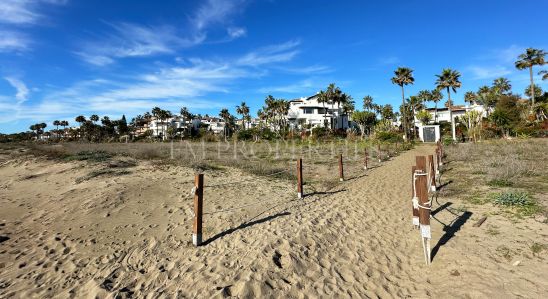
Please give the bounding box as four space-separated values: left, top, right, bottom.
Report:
363 149 368 170
428 155 436 192
411 165 419 228
297 158 303 198
193 173 204 246
338 154 344 181
377 143 382 162
416 167 431 265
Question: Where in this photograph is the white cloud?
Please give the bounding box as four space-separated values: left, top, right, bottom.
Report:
76 22 206 66
0 0 65 25
465 65 512 80
227 26 246 39
1 40 303 124
191 0 246 30
4 77 29 103
236 40 300 66
0 30 30 52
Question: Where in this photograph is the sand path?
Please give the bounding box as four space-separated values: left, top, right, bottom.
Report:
1 145 546 298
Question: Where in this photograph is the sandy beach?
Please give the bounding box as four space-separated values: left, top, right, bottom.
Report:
0 144 546 298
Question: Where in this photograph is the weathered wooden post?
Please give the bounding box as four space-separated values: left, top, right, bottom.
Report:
428 154 436 192
415 165 431 265
377 143 382 162
192 173 204 246
411 165 419 228
363 148 368 170
338 154 344 182
297 158 303 198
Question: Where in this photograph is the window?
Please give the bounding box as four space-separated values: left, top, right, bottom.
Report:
303 107 314 114
317 108 327 114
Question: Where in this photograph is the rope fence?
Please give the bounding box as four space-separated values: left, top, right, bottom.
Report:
187 146 395 246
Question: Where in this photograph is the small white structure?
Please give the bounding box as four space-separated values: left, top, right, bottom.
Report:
414 104 488 141
286 95 349 130
418 125 440 143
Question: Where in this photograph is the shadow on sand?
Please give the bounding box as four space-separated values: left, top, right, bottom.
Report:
202 211 291 246
431 211 473 261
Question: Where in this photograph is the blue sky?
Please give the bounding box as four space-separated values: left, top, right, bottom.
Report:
1 0 547 133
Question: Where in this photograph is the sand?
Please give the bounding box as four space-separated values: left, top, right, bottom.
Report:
0 145 546 298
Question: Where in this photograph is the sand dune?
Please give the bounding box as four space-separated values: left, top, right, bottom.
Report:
0 145 546 298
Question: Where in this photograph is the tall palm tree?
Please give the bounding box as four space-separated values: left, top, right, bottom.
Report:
219 108 231 141
464 91 477 106
492 77 512 95
430 89 443 123
316 90 330 128
235 101 250 130
515 48 546 107
151 107 162 138
435 68 462 141
391 67 414 140
362 95 374 111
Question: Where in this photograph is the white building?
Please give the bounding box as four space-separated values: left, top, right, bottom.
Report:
200 117 226 134
287 95 349 130
149 116 200 139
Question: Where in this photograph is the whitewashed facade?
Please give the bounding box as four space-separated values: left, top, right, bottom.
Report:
149 116 200 139
286 95 349 130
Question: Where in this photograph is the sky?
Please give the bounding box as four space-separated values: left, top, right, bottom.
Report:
1 0 547 133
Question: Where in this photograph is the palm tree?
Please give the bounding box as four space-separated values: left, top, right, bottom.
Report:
219 108 232 141
464 91 477 106
391 67 414 140
429 89 443 123
53 120 60 138
362 95 374 111
235 101 250 130
492 77 512 95
90 114 99 124
435 68 462 141
316 90 330 128
515 48 546 107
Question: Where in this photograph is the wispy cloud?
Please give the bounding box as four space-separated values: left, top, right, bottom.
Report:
1 40 303 123
0 29 30 52
378 56 400 65
465 65 512 80
191 0 246 30
0 0 65 25
76 22 206 66
77 0 249 66
4 77 29 103
236 40 300 66
258 79 320 94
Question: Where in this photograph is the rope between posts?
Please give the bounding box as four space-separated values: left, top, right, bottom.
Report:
204 168 292 188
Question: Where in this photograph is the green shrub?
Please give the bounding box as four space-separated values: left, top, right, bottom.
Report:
236 129 254 141
312 127 329 138
491 191 531 206
375 131 403 143
487 179 514 187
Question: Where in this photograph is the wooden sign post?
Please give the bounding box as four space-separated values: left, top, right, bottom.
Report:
338 154 344 182
193 173 204 246
428 154 436 192
297 158 303 198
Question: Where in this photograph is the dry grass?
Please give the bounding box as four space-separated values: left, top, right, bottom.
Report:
443 138 547 218
1 139 411 193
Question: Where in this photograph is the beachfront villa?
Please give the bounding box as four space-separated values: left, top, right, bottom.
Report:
287 95 349 130
149 116 201 139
